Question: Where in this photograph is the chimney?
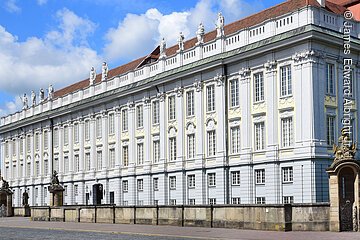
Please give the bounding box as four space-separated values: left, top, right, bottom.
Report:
317 0 326 7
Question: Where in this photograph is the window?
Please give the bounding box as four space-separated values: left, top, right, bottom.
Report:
207 130 216 156
169 176 176 190
209 198 216 205
188 175 195 188
64 186 68 196
43 131 48 149
44 160 48 176
254 72 264 102
122 109 128 131
169 137 176 161
123 201 128 206
207 85 215 112
96 117 102 138
137 143 144 165
85 153 91 171
108 113 115 135
12 165 16 178
208 173 216 187
19 138 24 153
97 151 102 170
54 157 59 172
230 126 240 154
153 140 160 163
153 178 159 191
35 188 38 198
170 199 177 205
280 65 292 97
74 185 79 196
54 129 59 147
64 126 69 145
123 146 129 167
136 105 143 128
26 162 31 177
232 197 241 204
137 179 144 191
188 199 196 205
35 161 40 176
152 101 160 125
327 116 335 145
281 117 293 147
44 187 47 198
26 135 31 152
326 63 335 95
35 133 40 151
74 155 79 172
64 156 69 173
254 122 265 150
231 171 240 185
282 167 293 183
187 134 195 159
85 120 90 141
109 149 115 168
12 140 16 156
154 200 158 205
255 169 265 184
283 196 294 204
256 197 266 204
230 79 239 107
73 123 79 143
123 180 128 192
168 96 176 120
5 142 9 157
186 91 194 116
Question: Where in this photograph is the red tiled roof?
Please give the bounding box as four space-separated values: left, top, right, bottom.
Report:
328 0 360 7
54 0 348 98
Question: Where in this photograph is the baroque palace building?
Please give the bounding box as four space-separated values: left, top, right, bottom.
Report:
1 0 360 207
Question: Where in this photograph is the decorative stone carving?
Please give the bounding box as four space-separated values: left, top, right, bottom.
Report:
48 84 54 100
142 96 150 104
333 128 357 161
214 73 224 86
177 32 185 52
175 86 183 97
157 92 165 102
90 66 96 85
127 101 134 108
48 170 64 207
353 205 358 232
264 60 277 72
196 23 205 45
193 80 202 92
31 90 36 107
292 50 321 64
39 88 45 103
239 68 251 79
216 12 225 38
159 38 166 58
20 94 28 110
101 62 108 81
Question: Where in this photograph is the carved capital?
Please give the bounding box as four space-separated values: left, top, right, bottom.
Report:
157 92 165 102
292 50 322 65
193 80 203 92
239 68 251 79
127 101 134 109
175 87 183 97
214 73 224 86
264 60 277 72
142 96 151 104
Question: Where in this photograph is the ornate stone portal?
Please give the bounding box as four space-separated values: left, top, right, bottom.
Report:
0 178 13 217
327 129 358 231
48 171 65 207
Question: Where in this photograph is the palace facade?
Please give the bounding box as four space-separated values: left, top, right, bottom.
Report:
1 0 360 207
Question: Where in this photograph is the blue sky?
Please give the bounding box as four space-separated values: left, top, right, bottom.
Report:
0 0 283 117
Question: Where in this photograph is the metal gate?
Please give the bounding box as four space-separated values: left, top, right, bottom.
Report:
339 167 355 231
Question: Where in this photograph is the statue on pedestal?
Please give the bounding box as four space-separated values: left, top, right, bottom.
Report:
89 66 96 85
216 12 225 38
101 62 108 81
159 38 166 58
31 90 36 107
48 84 54 100
20 94 28 110
196 23 205 45
22 189 29 206
39 88 45 103
48 170 64 206
177 32 184 52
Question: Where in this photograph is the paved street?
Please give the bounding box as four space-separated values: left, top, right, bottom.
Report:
0 217 359 240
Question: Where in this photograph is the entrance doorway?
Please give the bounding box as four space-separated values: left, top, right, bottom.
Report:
92 184 103 205
339 167 355 231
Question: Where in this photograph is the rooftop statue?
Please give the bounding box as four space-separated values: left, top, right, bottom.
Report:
48 84 54 100
216 12 225 37
31 90 36 107
102 62 108 81
196 23 205 45
90 66 96 85
177 32 185 52
333 128 357 161
20 94 28 110
39 88 45 103
160 38 166 58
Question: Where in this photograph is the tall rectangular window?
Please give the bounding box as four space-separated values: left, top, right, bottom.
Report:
74 155 79 172
207 130 216 156
188 175 195 188
19 138 24 153
169 137 177 161
5 142 9 157
137 143 144 165
169 176 176 190
96 117 102 138
254 72 264 102
85 120 90 141
168 96 176 120
231 171 240 185
85 153 91 171
153 140 160 163
123 146 129 166
97 151 102 170
12 140 16 156
255 169 265 184
230 126 240 154
73 123 79 143
326 63 335 94
254 122 265 150
74 185 79 196
137 179 144 191
327 116 335 145
186 91 194 116
44 160 48 176
109 149 115 168
35 161 40 176
207 85 215 112
152 101 160 125
122 109 128 131
136 105 143 128
230 79 239 107
26 135 31 152
54 157 59 172
281 117 293 147
43 131 48 150
153 178 159 191
208 173 216 187
54 129 59 147
64 156 69 173
26 162 31 177
35 133 40 151
122 180 128 192
282 167 293 183
187 134 195 159
280 65 292 97
64 126 69 145
108 113 115 135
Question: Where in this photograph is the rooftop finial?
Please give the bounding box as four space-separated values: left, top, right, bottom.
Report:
102 62 108 81
159 37 166 58
196 22 205 45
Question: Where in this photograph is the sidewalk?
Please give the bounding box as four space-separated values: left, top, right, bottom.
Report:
0 217 359 240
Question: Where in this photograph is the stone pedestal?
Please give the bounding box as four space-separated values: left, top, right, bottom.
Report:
24 205 31 217
48 185 65 207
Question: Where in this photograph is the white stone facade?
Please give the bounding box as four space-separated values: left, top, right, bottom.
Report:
1 4 360 207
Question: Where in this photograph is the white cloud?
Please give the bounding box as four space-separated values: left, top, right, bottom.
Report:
0 96 22 117
36 0 47 6
103 0 263 62
4 0 21 13
0 8 101 116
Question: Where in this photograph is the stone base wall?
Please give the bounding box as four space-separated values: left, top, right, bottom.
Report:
30 203 330 232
